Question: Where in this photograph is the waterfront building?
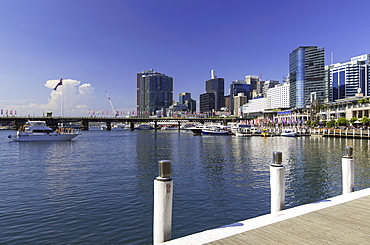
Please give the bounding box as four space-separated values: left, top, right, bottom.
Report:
318 93 370 121
179 92 196 113
136 69 173 117
267 82 290 109
199 70 225 113
229 80 251 115
327 54 370 102
241 97 270 115
289 46 325 109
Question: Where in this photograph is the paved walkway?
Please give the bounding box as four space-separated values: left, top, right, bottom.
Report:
164 188 370 245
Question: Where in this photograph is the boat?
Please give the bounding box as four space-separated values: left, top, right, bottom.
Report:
111 124 129 130
234 128 252 137
160 123 179 130
261 129 270 137
187 125 206 134
281 130 299 137
8 121 80 141
134 124 154 130
201 126 231 135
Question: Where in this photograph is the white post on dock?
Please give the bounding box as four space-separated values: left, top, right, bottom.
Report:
342 146 354 194
153 160 173 244
270 152 285 213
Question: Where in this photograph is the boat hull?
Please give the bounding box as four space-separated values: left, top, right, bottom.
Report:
202 130 230 135
281 132 298 137
10 133 79 141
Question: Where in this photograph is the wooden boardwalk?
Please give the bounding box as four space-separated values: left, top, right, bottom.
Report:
164 188 370 245
208 194 370 244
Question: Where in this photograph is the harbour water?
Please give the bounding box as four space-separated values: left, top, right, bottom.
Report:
0 130 369 244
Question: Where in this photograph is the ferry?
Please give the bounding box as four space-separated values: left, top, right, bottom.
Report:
8 121 80 141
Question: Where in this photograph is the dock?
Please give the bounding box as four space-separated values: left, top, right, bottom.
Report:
163 188 370 244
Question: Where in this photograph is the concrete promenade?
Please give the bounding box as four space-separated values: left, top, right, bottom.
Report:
163 188 370 244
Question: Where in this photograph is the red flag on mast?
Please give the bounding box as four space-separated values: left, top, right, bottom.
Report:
54 78 63 90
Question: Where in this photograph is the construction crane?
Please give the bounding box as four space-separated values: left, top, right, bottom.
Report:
105 90 119 117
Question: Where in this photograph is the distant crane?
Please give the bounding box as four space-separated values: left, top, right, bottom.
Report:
105 90 119 117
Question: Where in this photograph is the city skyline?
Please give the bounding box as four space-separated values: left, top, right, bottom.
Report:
1 0 370 116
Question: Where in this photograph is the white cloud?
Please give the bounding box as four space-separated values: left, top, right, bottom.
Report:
0 79 95 116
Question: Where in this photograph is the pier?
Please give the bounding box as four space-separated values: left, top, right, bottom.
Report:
163 188 370 244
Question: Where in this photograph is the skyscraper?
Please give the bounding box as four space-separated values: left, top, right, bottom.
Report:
229 80 251 115
200 70 225 113
136 69 173 117
179 92 196 113
289 46 325 109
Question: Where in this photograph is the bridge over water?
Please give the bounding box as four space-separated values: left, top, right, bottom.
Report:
0 116 241 130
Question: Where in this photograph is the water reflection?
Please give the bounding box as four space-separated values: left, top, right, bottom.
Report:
0 130 369 244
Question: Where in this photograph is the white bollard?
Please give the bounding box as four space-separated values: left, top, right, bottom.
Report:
270 152 285 213
342 146 354 194
153 160 173 244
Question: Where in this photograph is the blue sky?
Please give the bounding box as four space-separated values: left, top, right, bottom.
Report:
1 0 369 116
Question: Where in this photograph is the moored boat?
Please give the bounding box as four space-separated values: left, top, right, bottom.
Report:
134 124 154 130
111 124 129 130
201 126 231 135
281 130 299 137
8 121 80 141
187 125 205 134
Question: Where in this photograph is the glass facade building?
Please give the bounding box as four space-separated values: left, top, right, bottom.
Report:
136 69 173 117
289 46 325 109
328 54 369 101
229 80 251 115
179 92 196 113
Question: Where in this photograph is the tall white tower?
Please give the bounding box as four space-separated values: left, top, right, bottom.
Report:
211 69 217 79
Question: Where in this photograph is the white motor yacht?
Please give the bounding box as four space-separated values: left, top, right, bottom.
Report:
8 121 80 141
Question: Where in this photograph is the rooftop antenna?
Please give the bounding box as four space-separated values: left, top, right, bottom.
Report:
331 52 334 64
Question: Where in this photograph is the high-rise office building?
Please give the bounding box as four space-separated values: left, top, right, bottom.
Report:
200 70 225 113
289 46 325 109
244 75 264 98
233 93 247 116
262 80 280 96
179 92 196 113
229 80 251 115
327 54 370 101
136 69 173 117
267 82 290 109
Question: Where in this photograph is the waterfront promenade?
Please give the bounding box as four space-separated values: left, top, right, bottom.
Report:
163 187 370 244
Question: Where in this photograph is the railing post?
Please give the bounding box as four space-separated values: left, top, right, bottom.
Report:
342 146 354 194
153 160 173 244
270 152 285 213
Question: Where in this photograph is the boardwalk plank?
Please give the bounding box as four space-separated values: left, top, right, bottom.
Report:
206 195 370 244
